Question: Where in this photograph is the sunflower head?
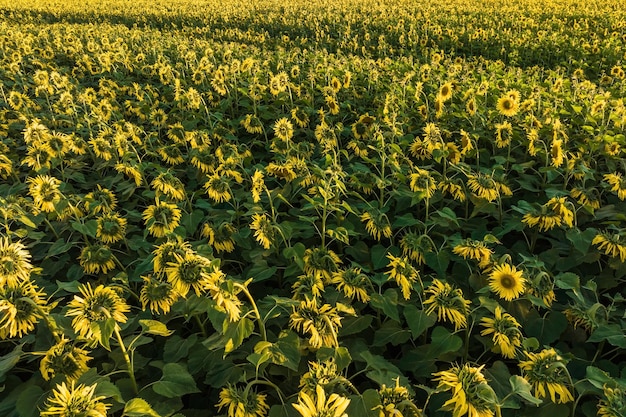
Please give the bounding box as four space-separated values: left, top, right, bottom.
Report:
40 338 92 381
40 381 109 417
519 348 573 404
488 263 526 301
140 274 180 314
423 279 471 330
0 238 33 286
216 384 270 417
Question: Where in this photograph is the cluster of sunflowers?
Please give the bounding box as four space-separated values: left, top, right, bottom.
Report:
1 0 626 416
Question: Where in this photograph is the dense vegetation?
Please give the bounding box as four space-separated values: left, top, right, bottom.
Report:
0 1 625 416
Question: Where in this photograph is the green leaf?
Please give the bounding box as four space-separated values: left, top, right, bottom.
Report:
16 385 44 417
223 317 254 354
152 363 200 398
403 304 436 339
123 398 162 417
164 335 199 364
525 312 568 345
339 315 373 337
372 321 411 346
555 272 580 290
565 228 596 254
360 351 410 390
429 326 463 355
317 347 352 371
370 290 400 322
0 345 23 382
585 366 613 389
139 320 174 337
588 324 626 348
424 250 449 278
345 389 380 417
510 376 542 405
371 244 389 269
47 238 73 257
71 220 98 238
95 318 117 351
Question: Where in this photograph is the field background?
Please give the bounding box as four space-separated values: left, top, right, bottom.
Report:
0 0 625 417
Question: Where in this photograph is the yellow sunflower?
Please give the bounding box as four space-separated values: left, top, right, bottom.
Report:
79 243 116 275
40 381 109 417
27 175 62 213
216 384 270 417
519 348 573 404
386 254 419 300
331 267 371 303
66 283 129 341
423 279 471 331
39 338 92 381
290 298 342 349
433 364 496 417
143 200 182 238
292 384 350 417
96 212 127 244
151 171 186 201
165 252 216 297
361 209 393 241
250 213 275 250
489 264 526 301
204 173 232 203
140 274 180 314
480 306 522 358
0 237 33 286
0 280 46 339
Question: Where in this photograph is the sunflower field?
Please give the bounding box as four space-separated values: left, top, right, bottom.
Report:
1 0 626 416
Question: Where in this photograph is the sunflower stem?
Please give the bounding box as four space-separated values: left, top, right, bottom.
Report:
234 282 267 342
113 325 138 395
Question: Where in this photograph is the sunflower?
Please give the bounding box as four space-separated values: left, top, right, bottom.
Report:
303 247 342 282
216 384 270 417
0 280 46 339
466 173 499 202
202 222 237 253
528 272 556 308
89 137 114 161
151 171 186 201
331 267 371 303
290 298 342 349
466 96 477 116
140 274 180 314
439 82 454 102
39 338 92 381
202 174 232 203
325 95 340 115
0 154 12 179
143 200 182 238
592 231 626 261
66 283 130 341
22 146 52 171
250 213 275 250
604 172 626 200
299 360 341 396
157 144 185 165
563 304 597 332
250 170 265 203
166 252 216 297
480 306 522 358
489 263 526 301
152 238 193 273
550 138 564 168
496 94 518 117
114 162 143 186
494 121 513 148
433 364 496 417
375 378 423 417
96 212 127 244
79 243 116 275
598 385 626 417
570 186 600 209
269 71 289 96
409 168 437 199
40 381 109 417
409 138 434 160
274 117 294 141
399 232 432 265
522 197 574 231
386 254 419 300
292 274 325 300
519 348 573 403
293 385 350 417
361 209 392 241
27 175 62 213
423 279 471 331
291 107 310 128
84 185 117 215
0 237 33 286
351 114 375 140
453 239 493 265
241 114 264 135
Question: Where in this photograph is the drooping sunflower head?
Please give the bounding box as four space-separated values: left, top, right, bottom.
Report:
292 384 350 417
273 117 294 142
66 283 130 341
292 273 325 300
433 363 496 417
423 279 471 330
466 172 499 202
79 243 116 275
518 348 573 404
409 168 437 199
204 173 232 203
96 212 127 244
0 280 46 339
332 267 371 303
290 298 343 349
303 247 342 282
216 384 269 417
140 274 180 315
597 385 626 417
0 237 33 286
400 232 433 265
360 208 392 241
376 378 423 417
488 263 526 301
40 338 92 382
151 171 186 201
84 185 117 215
142 200 182 238
480 306 523 359
386 254 419 300
27 175 62 213
250 212 275 250
40 381 109 417
202 222 237 253
165 252 215 297
452 238 493 265
299 359 340 395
